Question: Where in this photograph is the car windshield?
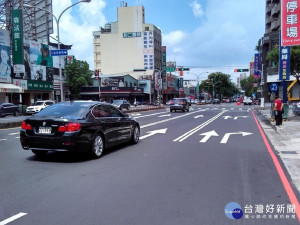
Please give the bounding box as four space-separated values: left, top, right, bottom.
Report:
113 100 123 104
36 102 93 119
33 102 44 106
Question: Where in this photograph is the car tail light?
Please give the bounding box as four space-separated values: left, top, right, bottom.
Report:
170 101 173 105
21 121 32 130
58 123 81 132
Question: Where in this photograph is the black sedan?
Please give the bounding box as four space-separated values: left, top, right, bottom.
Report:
112 100 131 110
0 102 20 117
20 101 140 159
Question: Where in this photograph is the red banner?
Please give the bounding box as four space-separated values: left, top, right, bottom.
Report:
281 0 300 46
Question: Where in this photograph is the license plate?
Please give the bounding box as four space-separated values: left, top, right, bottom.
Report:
38 127 51 134
175 104 179 106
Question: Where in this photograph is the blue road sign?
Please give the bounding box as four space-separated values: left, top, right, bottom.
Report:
50 49 68 56
270 83 278 93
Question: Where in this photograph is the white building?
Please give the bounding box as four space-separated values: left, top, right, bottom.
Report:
93 3 162 79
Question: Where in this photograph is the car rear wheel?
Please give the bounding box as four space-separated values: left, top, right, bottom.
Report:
131 126 140 144
32 150 48 156
91 134 104 159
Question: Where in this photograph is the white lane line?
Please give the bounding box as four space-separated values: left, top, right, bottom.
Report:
132 111 167 118
140 110 206 129
0 139 7 142
173 110 227 142
8 132 19 135
158 114 171 117
0 212 27 225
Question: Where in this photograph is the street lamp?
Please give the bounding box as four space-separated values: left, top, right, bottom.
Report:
23 0 91 102
205 79 221 100
154 69 166 106
254 64 264 108
188 72 209 98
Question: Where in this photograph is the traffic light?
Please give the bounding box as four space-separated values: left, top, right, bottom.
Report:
234 69 249 72
176 68 190 71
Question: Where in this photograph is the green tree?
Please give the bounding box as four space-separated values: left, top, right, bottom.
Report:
65 58 93 99
255 39 262 52
240 74 257 97
199 72 239 99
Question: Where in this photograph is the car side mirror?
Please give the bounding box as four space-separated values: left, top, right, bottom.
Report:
124 113 130 118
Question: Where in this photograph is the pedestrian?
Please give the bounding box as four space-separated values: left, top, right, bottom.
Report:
273 96 283 126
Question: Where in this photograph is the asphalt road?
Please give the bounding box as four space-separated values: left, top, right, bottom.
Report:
0 103 299 225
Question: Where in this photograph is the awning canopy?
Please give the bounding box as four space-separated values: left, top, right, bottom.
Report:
0 83 24 93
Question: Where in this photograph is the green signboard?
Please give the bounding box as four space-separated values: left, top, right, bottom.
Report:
123 32 141 38
27 81 53 91
166 67 176 72
11 9 24 64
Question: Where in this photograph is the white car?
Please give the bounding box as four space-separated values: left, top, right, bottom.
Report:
26 100 55 114
243 97 252 105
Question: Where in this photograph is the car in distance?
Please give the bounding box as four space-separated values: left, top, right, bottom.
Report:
26 100 55 114
213 99 220 104
292 101 300 115
112 100 131 110
20 101 140 159
0 102 20 117
170 98 190 112
185 97 192 106
243 96 252 105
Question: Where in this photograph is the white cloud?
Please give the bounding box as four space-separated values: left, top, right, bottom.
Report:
51 0 107 70
163 30 186 48
189 0 204 18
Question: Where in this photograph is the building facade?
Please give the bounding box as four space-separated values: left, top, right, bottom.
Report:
0 0 70 108
261 0 300 102
92 3 162 103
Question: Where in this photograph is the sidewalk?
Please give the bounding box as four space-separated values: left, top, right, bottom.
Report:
258 102 300 194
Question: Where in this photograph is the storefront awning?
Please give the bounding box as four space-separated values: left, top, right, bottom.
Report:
0 83 24 93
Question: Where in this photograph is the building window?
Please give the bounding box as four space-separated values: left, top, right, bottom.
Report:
145 27 149 31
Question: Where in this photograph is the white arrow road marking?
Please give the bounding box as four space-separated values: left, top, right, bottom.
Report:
220 132 253 144
158 114 171 117
173 110 227 142
133 111 166 118
234 116 249 120
223 116 232 120
140 128 168 140
194 115 204 118
0 212 27 225
199 130 219 143
0 139 7 142
141 109 206 129
130 113 142 116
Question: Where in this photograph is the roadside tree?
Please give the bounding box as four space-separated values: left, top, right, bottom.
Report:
65 58 93 99
199 72 239 99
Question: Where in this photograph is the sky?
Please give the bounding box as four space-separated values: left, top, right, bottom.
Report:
51 0 265 83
